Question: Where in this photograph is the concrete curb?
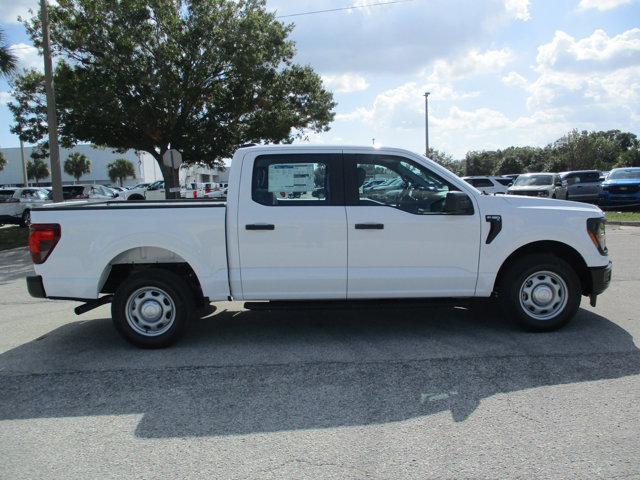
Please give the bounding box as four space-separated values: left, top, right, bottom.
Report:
607 221 640 227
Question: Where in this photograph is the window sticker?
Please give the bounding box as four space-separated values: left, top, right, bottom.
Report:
268 163 316 193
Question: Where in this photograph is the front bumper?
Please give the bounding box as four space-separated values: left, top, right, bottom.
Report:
588 262 612 296
26 275 47 298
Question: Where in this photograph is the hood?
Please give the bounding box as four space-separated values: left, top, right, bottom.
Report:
508 184 552 191
499 194 603 214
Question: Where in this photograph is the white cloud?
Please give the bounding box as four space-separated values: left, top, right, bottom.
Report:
429 48 515 81
322 73 369 93
578 0 637 11
502 71 529 88
504 0 531 20
0 91 12 106
0 0 37 23
536 29 640 72
9 43 42 71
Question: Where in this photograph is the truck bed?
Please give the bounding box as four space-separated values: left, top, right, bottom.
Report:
31 200 229 300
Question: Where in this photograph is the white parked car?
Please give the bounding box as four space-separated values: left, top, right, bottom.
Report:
0 187 50 227
507 173 568 199
61 184 118 203
27 145 610 348
118 180 165 200
462 176 512 194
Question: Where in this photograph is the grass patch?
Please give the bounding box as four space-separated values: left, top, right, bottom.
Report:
605 211 640 223
0 226 29 251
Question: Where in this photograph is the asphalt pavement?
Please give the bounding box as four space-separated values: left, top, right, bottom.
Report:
0 227 639 479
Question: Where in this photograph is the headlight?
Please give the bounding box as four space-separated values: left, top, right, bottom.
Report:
587 218 607 255
537 191 549 197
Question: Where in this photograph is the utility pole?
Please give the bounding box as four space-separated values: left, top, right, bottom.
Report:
40 0 63 202
19 138 28 186
424 92 430 155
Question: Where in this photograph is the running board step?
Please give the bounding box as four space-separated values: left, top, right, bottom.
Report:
243 298 472 311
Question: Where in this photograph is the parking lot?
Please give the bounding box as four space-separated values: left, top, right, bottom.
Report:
0 226 638 479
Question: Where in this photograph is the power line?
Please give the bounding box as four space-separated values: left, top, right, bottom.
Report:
276 0 416 19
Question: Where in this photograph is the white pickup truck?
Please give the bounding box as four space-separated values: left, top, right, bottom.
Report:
26 145 611 348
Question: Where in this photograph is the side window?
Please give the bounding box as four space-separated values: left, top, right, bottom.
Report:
351 155 456 215
471 178 494 188
252 155 333 207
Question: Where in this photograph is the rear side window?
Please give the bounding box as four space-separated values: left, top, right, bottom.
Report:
495 178 512 186
62 186 86 199
0 189 16 200
252 154 341 206
583 172 601 183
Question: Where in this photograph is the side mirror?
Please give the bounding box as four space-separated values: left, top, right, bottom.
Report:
443 191 474 215
555 181 562 187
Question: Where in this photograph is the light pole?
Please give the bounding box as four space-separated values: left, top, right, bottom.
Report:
40 0 63 202
424 92 430 155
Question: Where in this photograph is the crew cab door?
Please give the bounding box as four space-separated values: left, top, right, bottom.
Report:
344 153 481 298
236 152 347 300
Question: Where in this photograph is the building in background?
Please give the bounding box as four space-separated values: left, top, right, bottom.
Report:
0 144 228 187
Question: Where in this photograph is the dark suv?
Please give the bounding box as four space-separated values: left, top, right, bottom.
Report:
560 170 602 202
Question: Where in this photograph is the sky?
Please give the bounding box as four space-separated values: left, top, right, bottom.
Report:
0 0 639 159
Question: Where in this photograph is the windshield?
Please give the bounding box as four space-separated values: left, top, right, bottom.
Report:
513 174 553 186
608 169 640 180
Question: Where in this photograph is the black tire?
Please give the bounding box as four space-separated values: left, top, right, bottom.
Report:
128 194 145 201
20 209 31 228
498 254 581 331
111 268 194 348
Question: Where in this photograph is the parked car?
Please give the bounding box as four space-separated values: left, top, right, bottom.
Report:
560 170 602 202
118 180 165 200
61 184 118 202
599 167 640 207
27 145 611 348
507 173 568 199
462 176 511 195
0 187 50 227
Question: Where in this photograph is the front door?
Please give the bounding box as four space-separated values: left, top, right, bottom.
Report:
237 152 347 300
345 153 481 299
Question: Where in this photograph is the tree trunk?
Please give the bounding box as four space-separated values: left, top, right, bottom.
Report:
156 156 180 200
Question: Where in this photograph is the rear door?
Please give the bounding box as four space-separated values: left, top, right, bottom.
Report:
344 153 481 299
237 152 347 300
0 189 18 219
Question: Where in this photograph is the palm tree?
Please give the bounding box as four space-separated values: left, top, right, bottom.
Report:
107 159 135 186
64 152 92 182
27 159 50 186
0 28 17 77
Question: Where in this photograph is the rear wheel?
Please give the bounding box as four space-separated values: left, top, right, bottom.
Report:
499 254 581 331
112 269 194 348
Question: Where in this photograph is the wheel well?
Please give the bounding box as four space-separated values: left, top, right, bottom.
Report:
101 262 206 306
493 241 591 295
128 194 145 201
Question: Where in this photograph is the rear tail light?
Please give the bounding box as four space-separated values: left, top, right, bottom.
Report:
29 224 61 264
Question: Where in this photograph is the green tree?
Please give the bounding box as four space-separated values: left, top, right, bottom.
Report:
427 148 464 176
27 159 50 185
616 149 640 167
0 151 6 171
464 151 499 176
107 159 135 186
0 28 17 77
64 152 91 182
18 0 335 198
493 155 523 176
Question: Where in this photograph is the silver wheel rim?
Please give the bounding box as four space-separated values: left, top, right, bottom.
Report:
125 287 176 337
23 210 30 226
519 270 568 321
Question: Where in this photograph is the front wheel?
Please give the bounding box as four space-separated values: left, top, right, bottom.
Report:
20 209 31 228
498 254 581 331
112 269 194 348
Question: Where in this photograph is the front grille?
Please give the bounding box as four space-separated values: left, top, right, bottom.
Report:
510 190 542 197
606 185 640 194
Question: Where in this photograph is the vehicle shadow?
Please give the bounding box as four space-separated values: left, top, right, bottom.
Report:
0 304 638 439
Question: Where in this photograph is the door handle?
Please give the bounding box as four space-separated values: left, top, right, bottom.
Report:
246 223 275 231
355 223 384 230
